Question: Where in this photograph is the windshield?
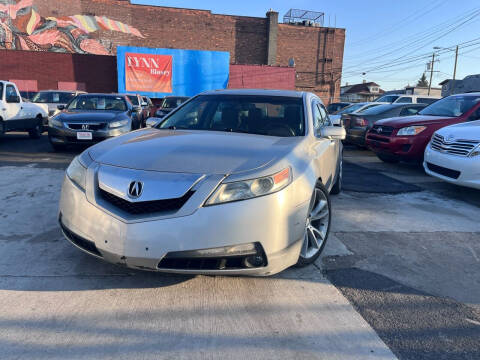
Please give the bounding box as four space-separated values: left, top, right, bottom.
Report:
162 97 188 109
360 104 395 115
33 92 75 103
375 95 400 103
158 95 305 137
67 96 127 111
419 95 480 117
127 95 139 105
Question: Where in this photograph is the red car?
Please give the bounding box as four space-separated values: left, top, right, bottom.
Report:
366 93 480 163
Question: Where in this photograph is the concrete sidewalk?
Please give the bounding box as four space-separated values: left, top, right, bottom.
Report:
0 166 396 360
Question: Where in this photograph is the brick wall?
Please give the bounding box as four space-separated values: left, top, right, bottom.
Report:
1 0 345 102
0 50 116 92
228 65 295 90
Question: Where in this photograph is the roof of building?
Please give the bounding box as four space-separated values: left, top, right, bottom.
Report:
342 82 381 95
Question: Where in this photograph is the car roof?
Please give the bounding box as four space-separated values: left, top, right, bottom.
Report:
452 92 480 96
201 89 305 98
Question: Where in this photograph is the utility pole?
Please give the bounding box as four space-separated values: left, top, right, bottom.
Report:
450 45 459 95
428 53 435 96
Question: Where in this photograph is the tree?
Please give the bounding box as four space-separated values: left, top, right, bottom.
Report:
417 73 429 87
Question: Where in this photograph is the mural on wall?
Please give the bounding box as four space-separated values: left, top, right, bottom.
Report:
0 0 144 55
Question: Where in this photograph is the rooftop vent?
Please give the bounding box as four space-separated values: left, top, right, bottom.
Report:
283 9 324 27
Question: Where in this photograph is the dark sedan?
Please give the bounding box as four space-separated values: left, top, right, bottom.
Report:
345 103 427 147
154 96 190 118
48 94 139 151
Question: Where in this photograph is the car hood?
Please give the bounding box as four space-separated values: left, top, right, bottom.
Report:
88 129 301 175
436 119 480 140
58 111 124 122
375 115 456 128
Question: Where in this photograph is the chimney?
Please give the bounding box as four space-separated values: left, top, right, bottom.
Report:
266 10 278 66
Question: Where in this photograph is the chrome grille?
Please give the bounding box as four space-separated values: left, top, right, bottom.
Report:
67 123 106 131
430 134 479 157
371 125 394 136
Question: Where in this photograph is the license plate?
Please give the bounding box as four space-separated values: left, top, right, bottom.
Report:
77 132 92 140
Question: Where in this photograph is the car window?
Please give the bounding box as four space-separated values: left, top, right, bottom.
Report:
375 95 399 103
356 103 381 113
0 83 3 99
312 101 323 131
318 104 331 126
417 98 438 105
127 95 139 105
32 92 52 103
419 95 480 117
67 96 127 111
159 95 305 137
399 106 421 116
396 97 412 103
6 85 17 99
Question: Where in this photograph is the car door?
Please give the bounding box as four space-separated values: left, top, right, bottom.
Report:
3 84 24 130
312 99 338 189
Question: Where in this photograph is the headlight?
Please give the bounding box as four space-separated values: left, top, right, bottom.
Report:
205 168 291 206
397 126 427 136
66 157 87 191
109 119 129 128
470 145 480 157
50 117 63 128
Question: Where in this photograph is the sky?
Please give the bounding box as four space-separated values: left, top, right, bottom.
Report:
132 0 480 91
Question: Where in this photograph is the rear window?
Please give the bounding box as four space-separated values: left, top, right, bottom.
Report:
159 95 305 137
162 97 188 108
359 104 396 115
396 97 412 103
375 95 400 103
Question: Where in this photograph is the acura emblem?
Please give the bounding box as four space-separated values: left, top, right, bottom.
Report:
81 124 89 130
128 181 143 198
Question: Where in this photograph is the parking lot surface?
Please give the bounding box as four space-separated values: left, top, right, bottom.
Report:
1 133 479 359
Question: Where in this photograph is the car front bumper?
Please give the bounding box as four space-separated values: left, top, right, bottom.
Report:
346 127 367 146
59 175 309 276
424 146 480 189
48 125 129 145
366 132 430 162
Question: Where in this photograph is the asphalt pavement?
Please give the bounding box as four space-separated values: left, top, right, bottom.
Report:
0 133 479 359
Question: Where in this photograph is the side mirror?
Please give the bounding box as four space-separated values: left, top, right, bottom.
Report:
145 117 159 127
330 115 342 127
6 95 20 103
57 105 65 110
320 126 346 140
132 105 141 112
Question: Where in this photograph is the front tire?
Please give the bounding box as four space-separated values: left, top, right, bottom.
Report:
28 119 42 139
0 120 5 139
296 182 331 267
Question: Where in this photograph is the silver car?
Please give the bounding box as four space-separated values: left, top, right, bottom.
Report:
59 89 345 276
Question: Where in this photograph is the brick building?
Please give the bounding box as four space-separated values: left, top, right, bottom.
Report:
0 0 345 103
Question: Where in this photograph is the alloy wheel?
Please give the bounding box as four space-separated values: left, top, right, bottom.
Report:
300 187 330 260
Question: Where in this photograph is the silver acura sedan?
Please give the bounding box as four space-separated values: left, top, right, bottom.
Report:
59 89 345 276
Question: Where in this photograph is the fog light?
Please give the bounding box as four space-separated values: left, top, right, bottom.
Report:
244 255 265 268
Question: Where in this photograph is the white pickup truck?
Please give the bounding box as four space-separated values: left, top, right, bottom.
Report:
0 80 48 138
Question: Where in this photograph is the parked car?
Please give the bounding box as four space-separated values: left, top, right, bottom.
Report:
123 93 148 127
20 90 37 101
330 102 382 126
346 103 427 147
154 96 189 118
142 96 155 118
338 102 383 128
58 89 345 276
374 94 440 105
366 93 480 163
0 80 48 138
327 102 351 114
32 90 86 127
48 93 140 151
424 120 480 189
